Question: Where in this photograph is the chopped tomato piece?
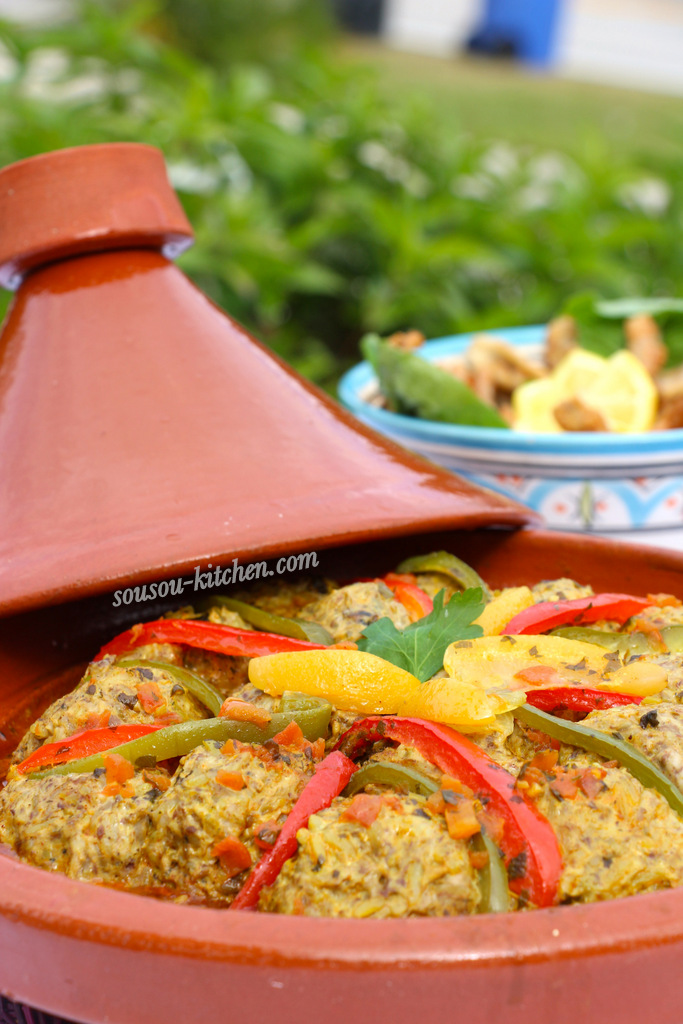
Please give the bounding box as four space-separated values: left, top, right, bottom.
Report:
103 752 135 785
212 836 252 877
273 721 305 748
254 821 280 850
306 738 325 761
425 790 446 814
514 665 565 688
468 849 489 870
340 793 382 827
630 617 666 650
219 699 272 727
529 749 559 772
578 768 606 799
647 593 681 608
136 680 165 714
216 770 245 790
83 710 112 730
216 771 245 790
444 800 480 840
549 771 579 800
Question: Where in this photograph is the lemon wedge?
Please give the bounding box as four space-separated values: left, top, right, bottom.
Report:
512 347 657 433
582 350 658 432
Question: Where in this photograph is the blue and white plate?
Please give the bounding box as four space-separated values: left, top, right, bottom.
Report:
338 326 683 532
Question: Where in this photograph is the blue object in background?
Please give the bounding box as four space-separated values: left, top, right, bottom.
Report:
467 0 563 67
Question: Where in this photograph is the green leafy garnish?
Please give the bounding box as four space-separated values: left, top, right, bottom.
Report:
357 588 485 682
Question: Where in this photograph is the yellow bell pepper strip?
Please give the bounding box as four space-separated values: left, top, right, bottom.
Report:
231 750 357 910
444 635 666 698
94 618 327 662
117 658 224 716
475 587 534 636
503 593 652 635
15 724 164 775
202 596 334 646
248 648 519 728
397 551 493 601
513 704 683 819
249 649 421 716
25 705 332 779
335 716 561 908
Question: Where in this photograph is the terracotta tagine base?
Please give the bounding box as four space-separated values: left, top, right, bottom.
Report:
3 527 683 1024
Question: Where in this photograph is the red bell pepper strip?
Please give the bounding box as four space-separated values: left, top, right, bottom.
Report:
231 750 356 910
503 593 651 636
380 574 434 620
335 716 562 908
94 619 327 662
16 724 164 774
525 687 642 717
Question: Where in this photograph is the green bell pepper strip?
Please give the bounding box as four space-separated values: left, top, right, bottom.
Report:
277 691 330 714
28 705 332 779
361 333 509 429
513 704 683 819
341 758 510 912
202 596 334 646
343 760 440 797
117 658 224 717
662 626 683 653
553 625 683 657
396 551 492 601
474 830 512 914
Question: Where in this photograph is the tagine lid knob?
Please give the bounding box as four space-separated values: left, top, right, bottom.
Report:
0 142 194 289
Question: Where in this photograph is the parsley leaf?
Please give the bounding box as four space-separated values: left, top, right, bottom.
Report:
357 588 485 682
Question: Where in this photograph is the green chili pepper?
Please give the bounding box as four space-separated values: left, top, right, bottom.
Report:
341 758 509 913
474 830 511 914
343 760 440 797
118 658 224 716
202 596 333 646
397 550 492 601
30 705 332 779
513 704 683 819
361 334 509 429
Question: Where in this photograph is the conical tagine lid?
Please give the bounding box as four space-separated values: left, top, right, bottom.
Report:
0 143 535 616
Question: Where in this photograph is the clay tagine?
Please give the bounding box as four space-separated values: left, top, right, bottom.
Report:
0 143 534 619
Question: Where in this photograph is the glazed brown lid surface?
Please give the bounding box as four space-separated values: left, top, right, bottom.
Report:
0 143 535 617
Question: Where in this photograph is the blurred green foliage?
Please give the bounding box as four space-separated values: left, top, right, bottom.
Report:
0 0 681 387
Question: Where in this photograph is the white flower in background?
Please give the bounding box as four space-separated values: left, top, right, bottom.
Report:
0 41 18 83
357 139 429 194
21 49 110 104
618 177 671 217
451 173 492 201
317 114 348 139
270 102 306 134
528 151 582 190
480 142 518 180
168 161 221 195
219 148 253 196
